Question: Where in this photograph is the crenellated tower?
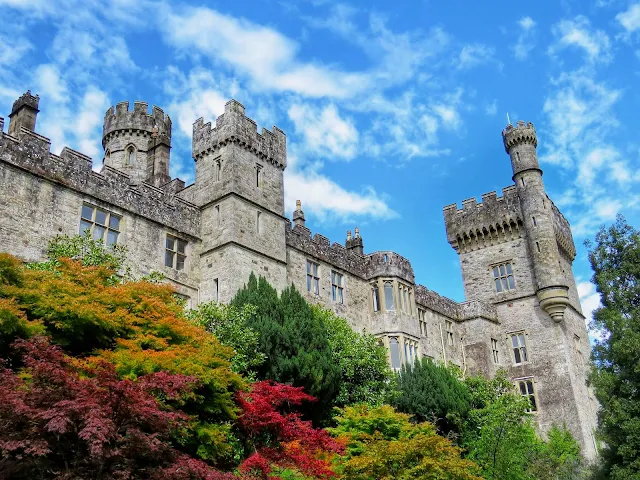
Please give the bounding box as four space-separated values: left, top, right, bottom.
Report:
102 101 172 187
502 121 570 321
191 99 288 302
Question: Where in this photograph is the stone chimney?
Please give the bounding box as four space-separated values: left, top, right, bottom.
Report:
8 90 39 137
293 200 306 227
346 226 364 255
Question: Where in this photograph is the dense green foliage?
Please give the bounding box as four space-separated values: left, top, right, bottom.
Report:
312 305 393 407
189 302 265 379
586 215 640 479
330 404 482 480
232 274 341 422
462 372 583 480
394 358 470 435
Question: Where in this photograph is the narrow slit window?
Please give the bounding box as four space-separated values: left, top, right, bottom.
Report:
215 158 222 182
257 211 262 234
532 215 537 226
214 278 219 303
446 320 454 346
536 241 541 253
491 338 499 363
256 165 262 187
215 205 220 226
521 177 525 187
372 284 380 312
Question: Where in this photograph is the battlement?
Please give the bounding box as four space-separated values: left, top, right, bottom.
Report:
102 101 172 147
444 185 523 253
0 127 199 237
10 90 39 115
414 285 498 322
366 251 415 284
192 99 286 169
502 121 537 153
550 197 577 260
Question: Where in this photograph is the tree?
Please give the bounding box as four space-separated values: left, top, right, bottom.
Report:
0 253 244 465
393 358 470 436
236 381 344 479
189 302 266 379
312 306 393 407
329 404 481 480
0 336 233 479
586 215 640 479
462 372 540 480
527 425 584 480
232 275 341 423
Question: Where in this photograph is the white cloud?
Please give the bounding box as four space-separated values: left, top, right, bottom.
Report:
485 100 498 116
34 64 68 103
284 169 397 223
0 34 32 66
549 16 611 63
288 103 359 160
160 6 370 99
616 3 640 32
457 43 497 70
513 16 537 60
577 280 602 339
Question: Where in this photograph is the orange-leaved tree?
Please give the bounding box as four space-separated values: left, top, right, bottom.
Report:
0 252 243 466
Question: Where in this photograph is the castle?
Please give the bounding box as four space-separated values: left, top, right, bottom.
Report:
0 91 598 459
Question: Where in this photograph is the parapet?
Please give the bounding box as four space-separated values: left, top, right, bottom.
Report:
414 285 498 322
550 197 577 260
0 127 199 237
10 90 39 115
192 99 286 169
366 251 415 284
443 185 524 253
102 101 172 147
502 121 537 153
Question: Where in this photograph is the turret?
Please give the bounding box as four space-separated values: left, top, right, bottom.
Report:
502 121 570 321
293 200 306 227
8 90 39 137
346 227 364 255
102 101 172 187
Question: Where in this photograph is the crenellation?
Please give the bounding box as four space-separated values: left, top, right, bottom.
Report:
366 251 415 284
59 147 92 169
313 233 330 246
415 284 460 319
550 199 577 260
192 99 286 169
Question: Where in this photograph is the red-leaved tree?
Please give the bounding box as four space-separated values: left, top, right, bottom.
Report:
237 381 344 479
0 336 233 479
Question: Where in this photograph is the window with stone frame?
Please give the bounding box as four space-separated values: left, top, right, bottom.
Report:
491 338 499 363
165 234 187 270
404 338 418 367
389 337 402 372
517 378 538 412
214 157 222 182
306 260 320 295
384 281 395 311
371 283 381 312
418 308 428 337
256 164 263 187
124 145 135 166
492 261 516 292
331 271 344 304
511 332 528 364
79 204 121 246
445 320 454 346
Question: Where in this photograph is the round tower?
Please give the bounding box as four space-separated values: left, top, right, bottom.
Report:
502 121 570 321
102 101 172 186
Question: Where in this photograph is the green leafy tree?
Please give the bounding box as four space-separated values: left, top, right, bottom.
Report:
329 404 482 480
528 425 584 480
462 372 540 480
393 358 471 435
232 274 341 423
188 302 265 379
312 306 393 407
586 215 640 479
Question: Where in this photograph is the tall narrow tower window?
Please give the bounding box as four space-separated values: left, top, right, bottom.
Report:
104 149 111 164
536 241 541 253
256 211 262 234
532 216 537 226
215 157 222 182
125 146 135 166
521 177 525 187
372 284 380 312
215 205 220 226
256 164 263 187
384 282 395 311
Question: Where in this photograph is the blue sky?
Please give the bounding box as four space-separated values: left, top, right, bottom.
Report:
1 0 639 327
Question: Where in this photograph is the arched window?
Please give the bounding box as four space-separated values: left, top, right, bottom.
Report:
125 145 135 166
104 149 111 164
371 284 380 312
389 337 401 371
384 282 394 311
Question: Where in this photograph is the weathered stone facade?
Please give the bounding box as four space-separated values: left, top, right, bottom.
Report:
0 93 598 459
